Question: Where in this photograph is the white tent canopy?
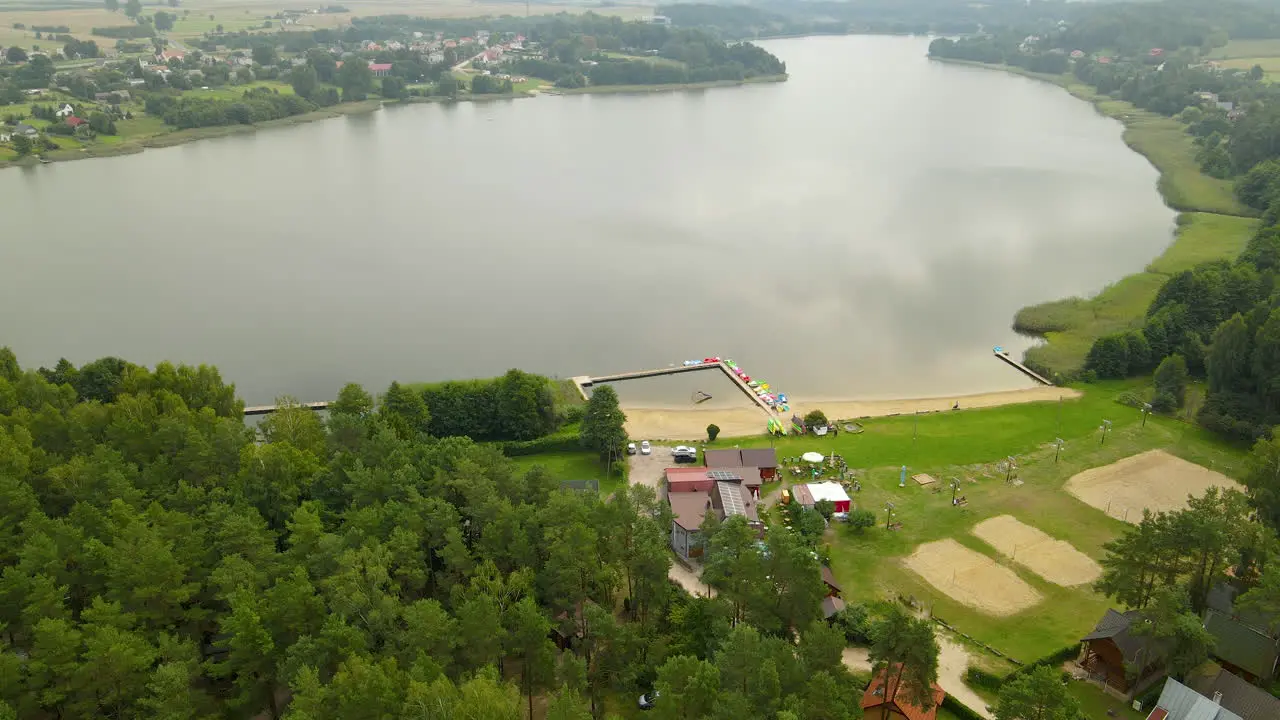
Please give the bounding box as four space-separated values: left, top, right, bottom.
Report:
801 451 824 463
806 481 850 504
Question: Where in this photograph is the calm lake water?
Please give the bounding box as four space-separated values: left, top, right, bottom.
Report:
0 35 1175 405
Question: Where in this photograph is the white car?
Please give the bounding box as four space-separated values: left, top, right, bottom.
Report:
640 441 651 455
626 442 637 455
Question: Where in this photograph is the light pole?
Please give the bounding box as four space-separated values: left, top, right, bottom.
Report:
950 478 960 505
1005 456 1016 484
885 501 895 530
1054 438 1064 464
1099 419 1112 446
1141 403 1152 428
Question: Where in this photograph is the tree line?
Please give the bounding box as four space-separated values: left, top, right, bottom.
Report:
143 87 314 129
0 348 895 719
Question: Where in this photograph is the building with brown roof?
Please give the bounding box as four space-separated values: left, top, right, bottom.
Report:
861 666 945 720
702 448 777 481
1081 609 1166 695
667 473 762 561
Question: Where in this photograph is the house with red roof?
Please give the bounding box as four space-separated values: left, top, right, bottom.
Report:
861 666 946 720
65 116 86 128
369 62 392 77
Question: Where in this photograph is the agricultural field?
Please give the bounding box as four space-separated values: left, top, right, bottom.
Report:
1208 38 1280 60
1219 56 1280 82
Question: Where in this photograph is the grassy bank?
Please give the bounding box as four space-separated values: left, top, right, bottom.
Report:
548 74 787 95
935 59 1256 376
728 381 1245 662
1017 212 1258 374
0 99 383 169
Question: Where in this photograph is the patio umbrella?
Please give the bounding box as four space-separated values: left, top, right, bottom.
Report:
802 451 824 463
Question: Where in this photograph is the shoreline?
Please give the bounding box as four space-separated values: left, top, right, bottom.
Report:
932 57 1256 377
1 75 786 171
622 386 1081 440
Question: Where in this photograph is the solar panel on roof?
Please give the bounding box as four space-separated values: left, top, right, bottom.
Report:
717 481 746 517
708 470 741 481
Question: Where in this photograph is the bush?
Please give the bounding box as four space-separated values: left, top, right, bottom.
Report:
804 409 828 427
831 604 872 644
1151 390 1178 414
1115 390 1146 408
1085 333 1130 379
847 509 876 532
706 423 720 441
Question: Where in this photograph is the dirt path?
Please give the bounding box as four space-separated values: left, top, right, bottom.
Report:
937 636 993 719
668 561 715 598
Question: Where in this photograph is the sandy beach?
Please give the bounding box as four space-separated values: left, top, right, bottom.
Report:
623 386 1081 441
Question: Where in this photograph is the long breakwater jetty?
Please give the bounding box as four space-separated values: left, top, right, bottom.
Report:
572 362 774 414
993 348 1051 386
243 401 330 416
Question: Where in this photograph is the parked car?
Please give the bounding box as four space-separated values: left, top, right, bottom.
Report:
640 440 651 455
638 691 659 710
627 442 637 455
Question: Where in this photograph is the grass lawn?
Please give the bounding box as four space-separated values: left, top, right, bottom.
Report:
729 382 1246 662
1019 212 1259 374
509 449 626 497
513 77 550 93
187 81 296 101
116 114 169 139
1067 680 1145 720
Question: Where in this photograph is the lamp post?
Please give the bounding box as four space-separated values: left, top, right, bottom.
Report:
1054 438 1064 464
885 502 895 530
1099 419 1112 446
1141 403 1152 428
950 478 960 505
1004 456 1016 484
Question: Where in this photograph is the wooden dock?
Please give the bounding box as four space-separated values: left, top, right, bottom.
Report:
574 362 775 415
243 401 330 416
993 350 1052 386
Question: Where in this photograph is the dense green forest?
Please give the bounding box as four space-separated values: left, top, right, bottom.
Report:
0 350 877 719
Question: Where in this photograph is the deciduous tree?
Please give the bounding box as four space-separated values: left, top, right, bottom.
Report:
579 385 626 461
993 665 1080 720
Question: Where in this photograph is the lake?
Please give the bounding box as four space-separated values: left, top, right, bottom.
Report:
0 35 1175 406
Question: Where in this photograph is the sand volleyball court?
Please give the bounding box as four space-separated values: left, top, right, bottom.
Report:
904 539 1042 616
1065 450 1242 523
972 515 1101 587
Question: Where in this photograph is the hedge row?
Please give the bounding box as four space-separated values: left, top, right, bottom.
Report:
963 667 1002 692
942 694 986 720
1008 644 1080 680
497 433 582 457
